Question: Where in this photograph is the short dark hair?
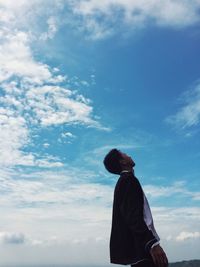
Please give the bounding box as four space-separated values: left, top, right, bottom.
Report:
103 148 122 174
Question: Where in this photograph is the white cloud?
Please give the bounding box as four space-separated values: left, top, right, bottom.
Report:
1 0 200 41
40 16 58 41
0 105 64 167
1 175 200 263
192 192 200 200
0 232 26 244
0 0 27 8
0 237 109 266
0 171 112 208
0 168 112 259
25 85 97 127
0 108 34 166
61 132 76 138
0 1 61 32
60 132 77 143
43 142 50 148
143 181 187 197
0 30 61 84
166 83 200 130
0 166 200 264
35 158 64 168
176 231 200 241
0 27 105 167
70 0 200 39
1 1 200 265
143 180 200 201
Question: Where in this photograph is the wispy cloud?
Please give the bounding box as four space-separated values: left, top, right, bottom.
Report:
0 232 26 245
70 0 200 39
0 31 55 84
1 165 200 263
0 167 112 264
39 16 58 41
2 1 199 41
0 172 112 208
166 83 200 130
143 180 200 201
0 12 106 167
1 1 200 265
176 231 200 241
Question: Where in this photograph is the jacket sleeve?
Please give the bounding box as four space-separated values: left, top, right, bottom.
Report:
119 176 158 253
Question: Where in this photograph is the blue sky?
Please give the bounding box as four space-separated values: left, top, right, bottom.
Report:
0 0 200 265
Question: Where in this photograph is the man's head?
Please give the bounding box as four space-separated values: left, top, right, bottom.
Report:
103 148 135 174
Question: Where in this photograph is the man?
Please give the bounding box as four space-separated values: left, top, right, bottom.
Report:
103 149 168 267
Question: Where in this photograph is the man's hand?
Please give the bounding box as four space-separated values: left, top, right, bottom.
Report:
150 244 168 267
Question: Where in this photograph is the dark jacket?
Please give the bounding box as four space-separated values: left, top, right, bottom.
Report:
110 172 158 265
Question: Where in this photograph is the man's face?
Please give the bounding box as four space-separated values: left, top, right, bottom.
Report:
119 151 135 167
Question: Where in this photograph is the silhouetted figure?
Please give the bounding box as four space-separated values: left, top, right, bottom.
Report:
103 149 168 267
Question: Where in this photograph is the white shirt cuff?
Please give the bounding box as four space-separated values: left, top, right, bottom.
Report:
151 241 160 249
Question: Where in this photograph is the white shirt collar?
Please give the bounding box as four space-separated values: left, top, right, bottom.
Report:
120 170 133 174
